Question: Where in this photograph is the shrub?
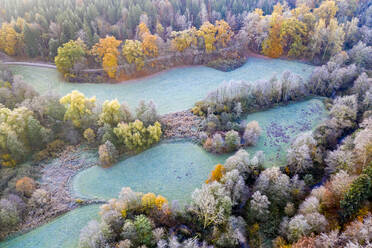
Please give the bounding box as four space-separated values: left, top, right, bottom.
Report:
329 95 358 129
224 130 241 152
79 220 113 248
243 121 261 146
135 100 158 126
155 195 168 210
254 167 291 207
210 133 224 153
98 141 118 167
83 128 96 144
15 176 36 197
221 169 248 206
34 139 65 162
287 132 317 174
141 193 156 209
250 191 270 221
0 198 20 231
28 189 51 216
99 99 132 127
191 181 232 228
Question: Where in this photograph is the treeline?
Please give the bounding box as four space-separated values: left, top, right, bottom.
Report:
0 0 371 80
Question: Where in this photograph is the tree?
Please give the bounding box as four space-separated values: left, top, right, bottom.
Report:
170 27 198 52
215 20 233 47
113 120 162 153
91 36 122 78
243 121 261 146
314 0 338 25
191 181 232 228
280 18 308 58
99 99 131 127
197 22 217 53
83 128 96 144
59 90 96 128
55 39 87 78
206 164 226 183
15 177 36 197
287 132 317 174
98 140 118 167
137 22 158 58
0 23 19 55
262 3 284 58
310 18 345 62
122 40 145 71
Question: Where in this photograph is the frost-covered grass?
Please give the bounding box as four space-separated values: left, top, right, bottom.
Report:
9 58 313 114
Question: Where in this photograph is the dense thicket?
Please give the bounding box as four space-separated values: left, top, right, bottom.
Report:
0 0 371 80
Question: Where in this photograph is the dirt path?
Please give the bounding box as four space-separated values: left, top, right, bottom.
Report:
2 61 57 69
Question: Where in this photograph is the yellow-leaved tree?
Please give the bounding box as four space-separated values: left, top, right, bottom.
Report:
59 90 96 128
122 39 145 71
215 20 233 47
99 99 126 126
113 120 162 152
197 21 217 53
0 23 19 55
91 36 122 78
55 38 87 78
170 27 198 52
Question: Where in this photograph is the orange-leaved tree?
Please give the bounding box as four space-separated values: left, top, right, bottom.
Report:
138 22 158 58
206 164 226 183
91 36 122 78
262 3 284 58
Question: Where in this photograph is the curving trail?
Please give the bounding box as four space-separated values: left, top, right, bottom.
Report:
2 61 57 69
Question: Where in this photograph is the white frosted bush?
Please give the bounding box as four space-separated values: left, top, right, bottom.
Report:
79 220 113 248
152 228 165 243
118 187 142 210
304 212 328 233
314 231 339 248
287 214 311 242
328 170 355 200
211 133 224 153
221 169 248 206
224 149 251 173
287 132 317 174
354 117 372 166
254 167 291 206
250 191 270 220
325 148 356 174
191 181 232 228
243 121 261 146
298 196 320 215
225 130 241 152
135 100 158 126
29 189 50 207
330 95 358 129
215 216 247 247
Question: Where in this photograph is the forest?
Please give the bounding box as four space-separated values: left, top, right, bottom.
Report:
0 0 371 248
